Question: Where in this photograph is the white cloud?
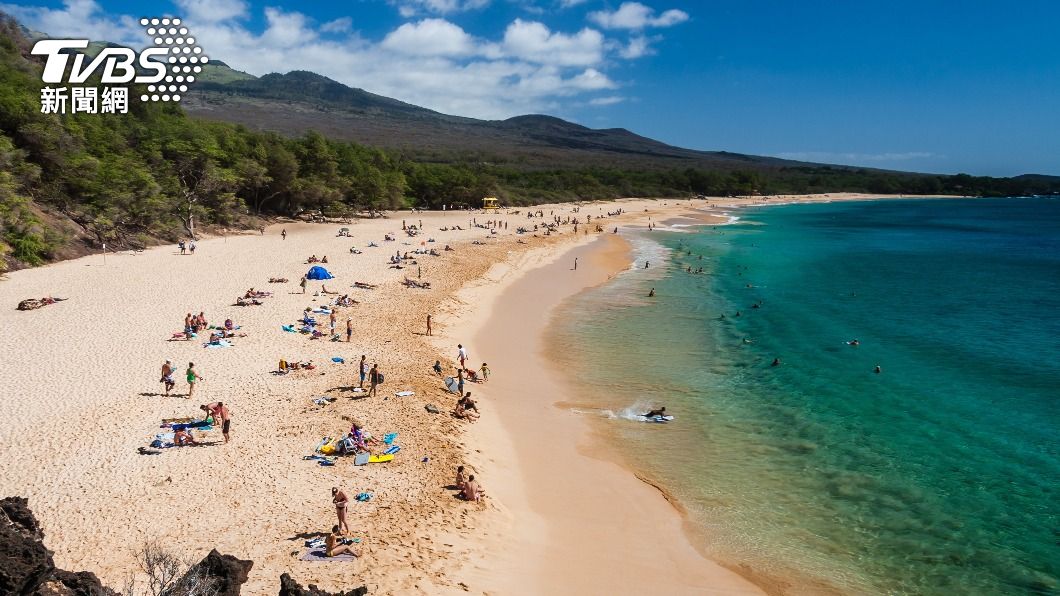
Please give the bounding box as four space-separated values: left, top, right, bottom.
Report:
0 0 143 46
320 17 353 34
589 95 625 106
619 34 659 58
502 19 604 66
589 2 688 30
559 0 590 7
382 18 477 56
174 0 248 24
776 152 938 163
393 0 490 16
5 1 631 120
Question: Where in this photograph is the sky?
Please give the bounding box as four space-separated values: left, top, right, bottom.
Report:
2 0 1058 176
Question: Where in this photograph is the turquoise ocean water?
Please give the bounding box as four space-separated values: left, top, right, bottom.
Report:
548 198 1059 594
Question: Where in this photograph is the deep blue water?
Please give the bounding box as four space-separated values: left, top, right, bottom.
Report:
550 198 1060 594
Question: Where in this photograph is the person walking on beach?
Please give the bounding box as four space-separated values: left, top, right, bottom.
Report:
160 360 175 396
332 487 350 535
186 362 202 399
281 228 287 240
426 314 432 336
300 276 307 294
458 344 468 369
346 318 352 342
479 362 490 382
359 355 368 388
368 364 381 397
329 311 337 337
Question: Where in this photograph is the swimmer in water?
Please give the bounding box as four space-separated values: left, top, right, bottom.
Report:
874 364 882 374
771 358 781 367
648 288 655 297
848 339 860 346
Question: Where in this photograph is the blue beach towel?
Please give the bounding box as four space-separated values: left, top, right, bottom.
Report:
383 433 398 444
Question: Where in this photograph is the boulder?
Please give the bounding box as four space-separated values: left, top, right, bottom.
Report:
278 573 367 596
0 496 55 595
174 549 253 596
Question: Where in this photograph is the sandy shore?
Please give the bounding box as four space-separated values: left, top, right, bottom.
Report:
0 193 950 594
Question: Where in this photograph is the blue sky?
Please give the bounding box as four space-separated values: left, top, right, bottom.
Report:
3 0 1058 176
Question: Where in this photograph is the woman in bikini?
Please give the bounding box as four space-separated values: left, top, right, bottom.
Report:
325 525 359 558
332 487 350 535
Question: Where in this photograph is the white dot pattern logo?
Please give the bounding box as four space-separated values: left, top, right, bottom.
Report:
138 16 208 103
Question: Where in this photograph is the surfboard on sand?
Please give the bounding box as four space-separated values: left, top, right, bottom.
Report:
636 415 674 423
368 454 393 463
444 376 460 394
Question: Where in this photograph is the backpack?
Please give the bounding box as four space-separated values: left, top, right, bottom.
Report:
377 373 384 384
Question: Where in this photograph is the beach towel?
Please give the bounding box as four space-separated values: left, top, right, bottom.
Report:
383 433 398 444
356 492 372 501
204 340 232 348
384 445 400 455
282 325 295 332
394 390 414 397
332 357 345 363
300 549 356 562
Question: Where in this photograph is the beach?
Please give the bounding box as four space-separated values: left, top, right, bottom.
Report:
0 194 960 594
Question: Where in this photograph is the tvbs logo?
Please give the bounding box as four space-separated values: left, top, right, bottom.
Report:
32 17 208 114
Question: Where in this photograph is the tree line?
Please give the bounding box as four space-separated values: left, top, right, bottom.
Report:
0 16 1057 272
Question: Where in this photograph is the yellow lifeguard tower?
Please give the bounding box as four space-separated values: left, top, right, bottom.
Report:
482 196 499 212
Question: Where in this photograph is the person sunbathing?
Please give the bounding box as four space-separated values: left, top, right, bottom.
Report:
321 285 338 295
307 255 319 263
454 394 479 421
461 475 484 501
173 428 199 446
325 526 360 557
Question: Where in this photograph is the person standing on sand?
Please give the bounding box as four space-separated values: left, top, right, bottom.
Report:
346 318 352 342
479 363 490 382
160 360 175 396
359 355 368 388
281 229 287 240
201 402 231 443
332 487 350 534
186 363 202 399
458 344 468 368
573 257 578 270
426 314 432 336
456 368 465 396
329 311 337 337
300 276 307 294
369 364 380 397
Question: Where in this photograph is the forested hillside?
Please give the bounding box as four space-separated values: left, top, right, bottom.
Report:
1 15 1058 273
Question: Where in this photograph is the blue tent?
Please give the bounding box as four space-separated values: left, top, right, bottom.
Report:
306 265 334 280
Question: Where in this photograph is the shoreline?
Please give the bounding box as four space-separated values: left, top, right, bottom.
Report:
439 229 764 594
0 193 977 594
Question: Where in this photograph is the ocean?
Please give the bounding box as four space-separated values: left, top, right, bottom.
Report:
548 198 1060 594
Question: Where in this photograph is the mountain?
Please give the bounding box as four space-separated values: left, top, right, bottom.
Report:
184 69 809 171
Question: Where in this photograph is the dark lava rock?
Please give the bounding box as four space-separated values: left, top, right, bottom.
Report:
278 572 367 596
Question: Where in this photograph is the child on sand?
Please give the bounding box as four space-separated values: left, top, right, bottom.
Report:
479 363 490 382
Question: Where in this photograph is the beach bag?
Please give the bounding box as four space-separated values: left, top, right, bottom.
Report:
339 437 356 454
377 373 384 384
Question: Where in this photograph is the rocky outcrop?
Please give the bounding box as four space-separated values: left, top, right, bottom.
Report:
173 549 253 596
278 573 367 596
0 497 258 596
